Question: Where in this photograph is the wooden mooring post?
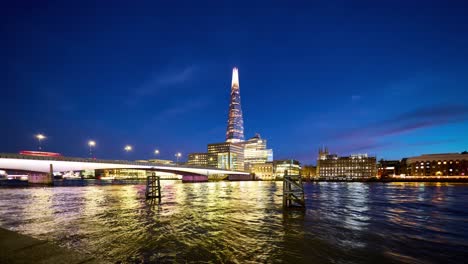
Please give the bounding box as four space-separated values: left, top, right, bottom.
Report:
283 171 305 208
146 172 161 202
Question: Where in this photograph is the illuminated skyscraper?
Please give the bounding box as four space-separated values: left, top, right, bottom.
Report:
226 67 245 143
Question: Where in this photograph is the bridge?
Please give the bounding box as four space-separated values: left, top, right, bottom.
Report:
0 153 250 183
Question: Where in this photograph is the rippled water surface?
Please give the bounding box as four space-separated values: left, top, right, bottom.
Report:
1 181 467 263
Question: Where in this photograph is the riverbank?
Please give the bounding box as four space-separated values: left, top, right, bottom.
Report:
0 227 108 264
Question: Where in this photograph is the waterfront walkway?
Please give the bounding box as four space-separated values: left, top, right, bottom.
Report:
0 228 108 264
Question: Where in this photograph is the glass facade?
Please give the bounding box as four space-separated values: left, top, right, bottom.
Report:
243 134 273 171
274 160 301 179
208 142 244 171
226 67 245 143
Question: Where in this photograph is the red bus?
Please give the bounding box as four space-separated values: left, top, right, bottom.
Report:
19 150 62 157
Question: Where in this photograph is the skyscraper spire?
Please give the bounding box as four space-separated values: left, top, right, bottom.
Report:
226 67 245 143
231 67 239 88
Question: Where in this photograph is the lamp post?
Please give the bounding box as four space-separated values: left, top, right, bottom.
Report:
36 134 46 150
88 140 96 158
154 149 160 156
124 145 132 152
175 152 182 164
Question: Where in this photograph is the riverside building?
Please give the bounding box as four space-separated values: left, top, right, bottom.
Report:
188 67 249 171
402 152 468 177
187 153 209 167
317 147 377 180
274 159 301 179
187 67 276 173
243 134 273 171
251 162 274 180
207 142 244 171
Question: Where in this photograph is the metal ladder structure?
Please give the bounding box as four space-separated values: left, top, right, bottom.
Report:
283 171 305 208
145 172 161 202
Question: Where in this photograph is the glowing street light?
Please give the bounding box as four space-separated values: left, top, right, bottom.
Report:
88 140 96 158
124 145 132 152
154 149 160 155
35 134 46 150
175 152 182 164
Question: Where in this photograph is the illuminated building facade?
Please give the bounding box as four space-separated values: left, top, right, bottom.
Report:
317 147 377 179
95 169 179 180
148 159 175 165
301 165 317 179
251 162 274 180
243 134 273 171
187 153 210 167
226 67 245 143
274 160 301 179
403 152 468 176
207 142 244 171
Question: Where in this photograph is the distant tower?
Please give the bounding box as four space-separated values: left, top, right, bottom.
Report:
226 67 245 143
318 146 329 160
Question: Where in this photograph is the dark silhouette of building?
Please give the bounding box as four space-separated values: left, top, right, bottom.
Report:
377 159 401 177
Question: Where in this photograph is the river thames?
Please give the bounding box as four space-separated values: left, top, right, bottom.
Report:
0 181 467 263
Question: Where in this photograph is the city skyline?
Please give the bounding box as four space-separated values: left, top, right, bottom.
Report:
2 1 468 164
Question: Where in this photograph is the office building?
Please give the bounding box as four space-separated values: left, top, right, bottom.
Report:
274 159 301 178
226 67 245 143
243 134 273 171
317 147 377 180
187 153 209 167
207 142 245 171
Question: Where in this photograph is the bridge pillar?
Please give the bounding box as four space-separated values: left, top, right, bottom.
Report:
182 174 208 183
28 164 53 185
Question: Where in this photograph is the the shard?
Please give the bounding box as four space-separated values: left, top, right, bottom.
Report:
226 67 245 143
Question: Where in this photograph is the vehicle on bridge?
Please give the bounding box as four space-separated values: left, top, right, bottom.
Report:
19 151 62 158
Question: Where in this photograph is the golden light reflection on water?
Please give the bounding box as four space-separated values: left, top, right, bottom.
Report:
0 181 466 263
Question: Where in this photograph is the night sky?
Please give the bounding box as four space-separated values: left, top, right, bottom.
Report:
2 1 468 164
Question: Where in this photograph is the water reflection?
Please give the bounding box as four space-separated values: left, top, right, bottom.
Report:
0 181 467 263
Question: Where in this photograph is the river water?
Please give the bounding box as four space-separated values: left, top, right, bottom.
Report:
0 181 467 263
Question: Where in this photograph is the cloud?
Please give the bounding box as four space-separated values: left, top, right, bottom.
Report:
136 65 196 96
321 104 468 155
152 97 210 121
125 65 197 106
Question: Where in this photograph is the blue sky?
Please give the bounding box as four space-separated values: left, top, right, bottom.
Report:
2 0 468 164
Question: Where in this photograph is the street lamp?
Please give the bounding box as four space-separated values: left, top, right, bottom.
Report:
154 149 160 155
124 145 132 152
175 152 182 164
88 140 96 158
36 134 46 150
